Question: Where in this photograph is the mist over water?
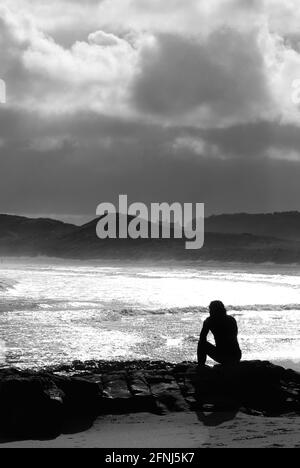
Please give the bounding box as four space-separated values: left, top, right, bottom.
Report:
0 259 299 370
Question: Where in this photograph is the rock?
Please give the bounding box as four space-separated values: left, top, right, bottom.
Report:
145 372 189 413
285 369 300 384
0 375 64 438
197 361 300 414
0 360 299 440
173 365 199 408
51 374 100 414
50 374 101 434
71 373 103 392
197 369 239 410
127 371 157 412
101 371 133 413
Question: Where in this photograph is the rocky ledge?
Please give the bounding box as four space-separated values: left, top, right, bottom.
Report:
0 360 299 440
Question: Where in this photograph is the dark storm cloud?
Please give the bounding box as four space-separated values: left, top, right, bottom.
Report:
199 122 300 158
1 131 300 217
132 30 271 120
1 107 300 217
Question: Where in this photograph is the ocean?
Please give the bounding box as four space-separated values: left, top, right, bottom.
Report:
0 258 299 371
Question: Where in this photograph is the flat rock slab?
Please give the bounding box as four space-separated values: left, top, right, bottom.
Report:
144 372 189 413
101 372 134 413
127 371 157 413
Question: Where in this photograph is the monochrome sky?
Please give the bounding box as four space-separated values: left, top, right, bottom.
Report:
1 0 300 223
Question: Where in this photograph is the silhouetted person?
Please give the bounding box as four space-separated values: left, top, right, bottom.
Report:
198 301 241 366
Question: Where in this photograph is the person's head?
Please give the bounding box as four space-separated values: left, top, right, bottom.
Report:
209 300 227 320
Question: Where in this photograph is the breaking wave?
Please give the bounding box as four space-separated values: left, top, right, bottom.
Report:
117 303 300 316
1 293 299 317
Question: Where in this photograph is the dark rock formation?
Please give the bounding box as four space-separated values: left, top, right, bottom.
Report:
0 360 299 440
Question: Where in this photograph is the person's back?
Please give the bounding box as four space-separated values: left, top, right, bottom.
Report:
198 301 241 366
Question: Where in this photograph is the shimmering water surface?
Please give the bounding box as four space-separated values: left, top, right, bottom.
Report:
0 258 299 370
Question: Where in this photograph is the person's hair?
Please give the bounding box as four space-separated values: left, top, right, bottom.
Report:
209 300 227 318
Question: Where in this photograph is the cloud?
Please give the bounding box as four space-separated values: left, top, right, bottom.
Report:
172 136 222 160
88 30 122 47
1 1 300 125
131 29 274 127
1 108 300 218
201 121 300 159
0 4 138 115
1 0 300 218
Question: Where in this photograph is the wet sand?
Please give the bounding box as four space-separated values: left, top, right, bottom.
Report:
1 411 299 448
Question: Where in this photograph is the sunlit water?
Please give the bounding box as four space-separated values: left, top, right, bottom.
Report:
0 258 299 371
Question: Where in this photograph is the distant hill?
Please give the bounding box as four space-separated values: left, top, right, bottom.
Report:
1 212 300 264
0 214 77 256
205 211 300 241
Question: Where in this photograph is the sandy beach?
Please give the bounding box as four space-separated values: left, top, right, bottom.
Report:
1 411 299 449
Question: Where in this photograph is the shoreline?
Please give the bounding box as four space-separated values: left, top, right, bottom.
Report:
2 255 300 272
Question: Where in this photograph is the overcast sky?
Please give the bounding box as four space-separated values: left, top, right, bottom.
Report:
1 0 300 224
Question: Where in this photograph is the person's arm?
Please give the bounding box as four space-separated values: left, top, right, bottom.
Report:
199 318 210 344
197 318 210 364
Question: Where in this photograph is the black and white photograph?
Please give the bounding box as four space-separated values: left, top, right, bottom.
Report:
0 0 300 450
